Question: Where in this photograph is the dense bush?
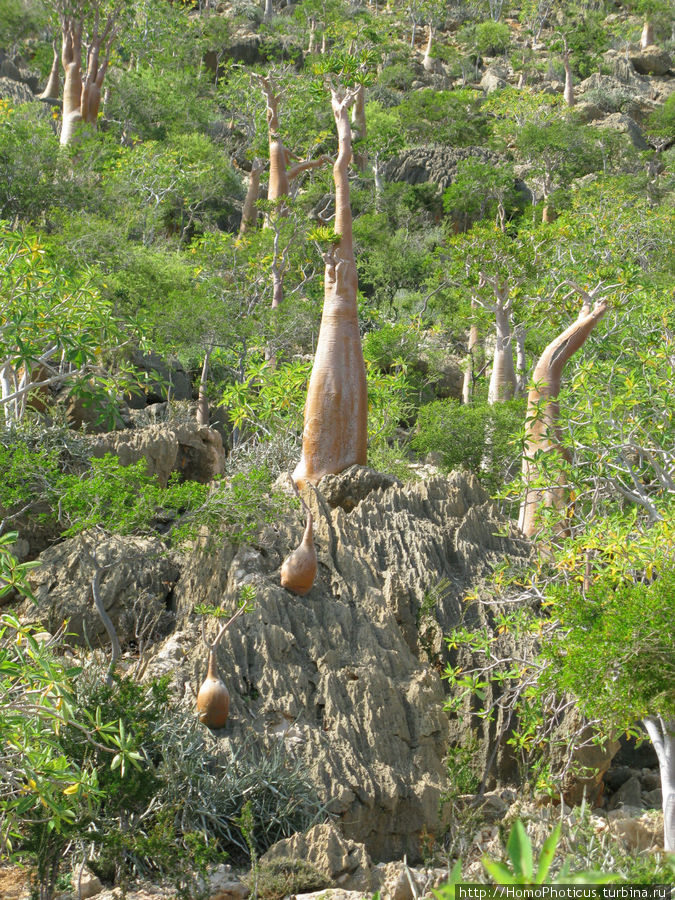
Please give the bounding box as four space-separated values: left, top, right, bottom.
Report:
412 398 523 490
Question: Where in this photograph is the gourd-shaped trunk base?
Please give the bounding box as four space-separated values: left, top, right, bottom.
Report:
196 650 230 729
281 512 317 595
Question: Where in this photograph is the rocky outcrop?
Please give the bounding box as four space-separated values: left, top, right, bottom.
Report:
0 76 34 104
90 422 226 486
25 533 179 646
159 468 528 861
127 350 192 408
596 112 649 149
386 146 500 191
262 824 372 892
480 67 509 93
629 46 672 76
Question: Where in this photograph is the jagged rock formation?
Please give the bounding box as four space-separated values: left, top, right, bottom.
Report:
144 467 529 861
90 422 226 487
25 533 179 646
0 76 34 104
385 146 500 191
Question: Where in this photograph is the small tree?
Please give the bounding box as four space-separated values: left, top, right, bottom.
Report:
518 282 612 538
542 567 675 851
55 0 124 146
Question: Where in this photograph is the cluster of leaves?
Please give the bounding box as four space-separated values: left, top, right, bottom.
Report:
0 541 325 897
0 432 288 547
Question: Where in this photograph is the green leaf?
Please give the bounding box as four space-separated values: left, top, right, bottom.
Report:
535 823 560 883
506 820 533 879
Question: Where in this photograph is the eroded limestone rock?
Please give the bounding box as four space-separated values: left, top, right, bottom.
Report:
90 422 225 487
165 468 528 861
26 533 179 646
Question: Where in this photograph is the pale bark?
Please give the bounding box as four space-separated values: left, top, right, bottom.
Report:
293 87 368 488
238 160 264 236
542 204 557 224
644 716 675 852
462 298 484 405
422 28 435 72
484 280 516 405
373 152 384 202
308 18 317 54
59 10 117 147
563 52 574 107
518 296 607 537
640 20 654 50
257 76 330 309
196 348 211 427
39 41 60 100
60 19 84 146
263 0 274 21
351 84 367 172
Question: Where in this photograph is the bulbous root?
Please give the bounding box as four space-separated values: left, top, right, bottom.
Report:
196 650 230 729
281 511 317 596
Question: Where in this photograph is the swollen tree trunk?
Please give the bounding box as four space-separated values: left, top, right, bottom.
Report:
60 19 84 146
292 87 368 488
39 41 60 100
641 20 654 49
60 13 117 146
487 288 517 405
423 27 435 72
462 297 483 405
263 0 273 21
196 348 211 427
563 53 575 106
644 716 675 852
518 297 607 538
351 84 367 172
239 160 264 236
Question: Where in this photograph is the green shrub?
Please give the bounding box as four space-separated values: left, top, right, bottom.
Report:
412 398 523 491
646 93 675 139
473 21 511 56
253 858 329 900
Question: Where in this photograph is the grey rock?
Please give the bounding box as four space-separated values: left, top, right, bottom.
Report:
629 47 672 76
642 788 662 809
574 101 605 123
386 146 500 192
0 58 22 81
604 764 637 792
71 866 103 899
609 774 643 811
641 770 660 791
90 422 226 487
480 70 508 93
319 465 400 512
128 350 192 406
171 468 529 860
578 71 652 101
0 76 35 103
26 533 179 647
596 112 649 150
261 823 371 891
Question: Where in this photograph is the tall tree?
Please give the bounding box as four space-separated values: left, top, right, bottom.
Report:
293 85 368 487
518 283 610 538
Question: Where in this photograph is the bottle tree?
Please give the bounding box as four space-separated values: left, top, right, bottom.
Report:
293 70 368 488
50 0 125 146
